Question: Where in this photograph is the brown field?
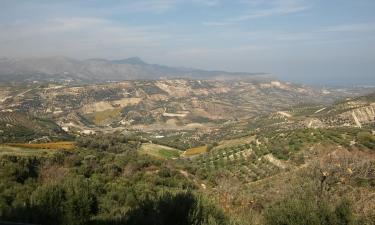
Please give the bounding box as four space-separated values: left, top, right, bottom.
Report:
6 141 75 150
183 145 208 156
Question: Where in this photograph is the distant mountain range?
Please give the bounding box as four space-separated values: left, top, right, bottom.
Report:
0 56 269 83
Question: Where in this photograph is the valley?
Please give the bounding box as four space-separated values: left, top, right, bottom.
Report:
0 78 374 225
1 0 375 224
1 79 373 144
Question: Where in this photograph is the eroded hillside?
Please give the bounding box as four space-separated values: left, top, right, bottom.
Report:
1 80 373 140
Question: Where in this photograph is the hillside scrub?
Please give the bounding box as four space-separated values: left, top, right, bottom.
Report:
0 143 225 225
1 129 374 225
264 195 355 225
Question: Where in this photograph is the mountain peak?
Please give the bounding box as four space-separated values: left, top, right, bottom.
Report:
0 56 268 82
111 57 147 65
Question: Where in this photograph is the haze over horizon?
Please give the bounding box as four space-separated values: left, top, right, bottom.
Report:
1 0 375 85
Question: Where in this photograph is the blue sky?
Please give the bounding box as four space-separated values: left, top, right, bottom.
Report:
1 0 375 85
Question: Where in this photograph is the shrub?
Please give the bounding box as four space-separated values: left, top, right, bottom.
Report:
125 192 228 225
334 199 354 225
264 195 321 225
30 183 66 225
264 195 355 225
63 178 98 225
357 132 375 149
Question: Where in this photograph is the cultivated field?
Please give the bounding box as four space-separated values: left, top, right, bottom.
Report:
0 145 57 156
5 141 75 150
183 145 208 156
139 143 181 159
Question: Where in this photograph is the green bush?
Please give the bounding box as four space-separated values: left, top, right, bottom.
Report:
125 192 228 225
30 183 65 225
357 132 375 149
334 199 354 225
264 195 355 225
62 178 98 225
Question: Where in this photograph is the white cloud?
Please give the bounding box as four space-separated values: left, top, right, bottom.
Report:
204 0 311 25
0 17 171 58
45 18 110 32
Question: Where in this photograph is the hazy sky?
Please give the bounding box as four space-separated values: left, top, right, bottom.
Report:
1 0 375 85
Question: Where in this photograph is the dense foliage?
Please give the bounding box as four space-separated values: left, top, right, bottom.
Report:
1 127 374 225
76 134 145 153
0 141 227 225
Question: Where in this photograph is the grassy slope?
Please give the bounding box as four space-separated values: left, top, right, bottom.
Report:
139 143 181 159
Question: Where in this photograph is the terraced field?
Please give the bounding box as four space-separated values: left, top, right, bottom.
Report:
193 141 287 183
0 112 70 143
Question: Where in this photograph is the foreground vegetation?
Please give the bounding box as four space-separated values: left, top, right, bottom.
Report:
0 126 374 225
0 143 226 225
